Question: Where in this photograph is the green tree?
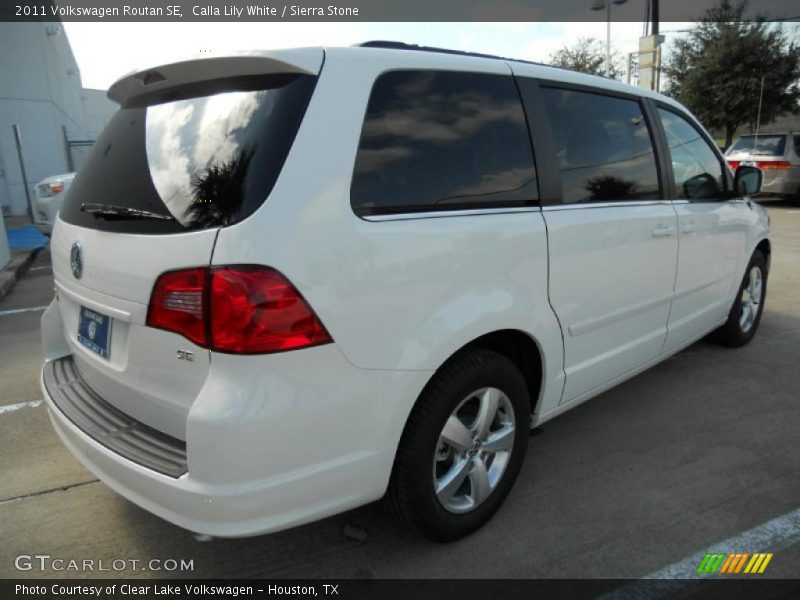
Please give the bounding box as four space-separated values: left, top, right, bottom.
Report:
549 37 625 80
663 0 800 148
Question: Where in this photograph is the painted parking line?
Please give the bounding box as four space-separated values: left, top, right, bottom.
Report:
604 506 800 598
28 265 52 271
0 305 48 317
0 400 43 415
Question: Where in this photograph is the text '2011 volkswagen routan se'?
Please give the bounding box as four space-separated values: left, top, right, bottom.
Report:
41 43 770 542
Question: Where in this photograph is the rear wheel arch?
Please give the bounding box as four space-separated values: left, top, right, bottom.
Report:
464 330 544 417
414 329 544 422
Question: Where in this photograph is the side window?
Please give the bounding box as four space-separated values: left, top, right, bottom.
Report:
658 108 726 201
794 135 800 157
350 70 537 216
541 87 660 204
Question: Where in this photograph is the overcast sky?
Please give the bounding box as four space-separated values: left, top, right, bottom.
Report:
64 21 686 90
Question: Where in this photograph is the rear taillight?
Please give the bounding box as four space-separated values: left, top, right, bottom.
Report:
147 265 331 354
757 161 792 170
726 160 740 170
147 268 208 346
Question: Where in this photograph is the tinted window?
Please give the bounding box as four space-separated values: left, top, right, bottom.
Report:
659 108 726 201
351 70 537 216
729 134 786 156
794 135 800 156
541 88 660 204
60 74 316 234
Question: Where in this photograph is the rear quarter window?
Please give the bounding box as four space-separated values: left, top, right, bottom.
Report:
59 73 316 234
350 70 538 216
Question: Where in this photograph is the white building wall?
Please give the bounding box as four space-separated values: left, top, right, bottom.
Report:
82 88 118 138
0 23 116 217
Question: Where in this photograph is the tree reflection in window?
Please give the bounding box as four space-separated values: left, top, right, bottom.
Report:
184 149 255 228
542 88 660 204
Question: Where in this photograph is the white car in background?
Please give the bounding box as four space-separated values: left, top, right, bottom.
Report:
33 172 76 235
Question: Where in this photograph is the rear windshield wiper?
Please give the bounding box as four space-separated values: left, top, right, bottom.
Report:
80 203 176 222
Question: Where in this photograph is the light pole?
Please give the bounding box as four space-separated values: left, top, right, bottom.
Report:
590 0 629 78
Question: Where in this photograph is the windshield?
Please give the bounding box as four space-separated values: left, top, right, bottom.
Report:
728 135 786 156
60 73 317 234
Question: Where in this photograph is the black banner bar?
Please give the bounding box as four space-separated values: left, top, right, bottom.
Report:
2 0 800 22
4 579 800 600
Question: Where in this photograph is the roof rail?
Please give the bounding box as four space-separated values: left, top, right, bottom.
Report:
357 40 554 70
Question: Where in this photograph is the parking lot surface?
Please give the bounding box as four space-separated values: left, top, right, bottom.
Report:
1 202 798 579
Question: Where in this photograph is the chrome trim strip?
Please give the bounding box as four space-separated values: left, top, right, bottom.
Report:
363 206 541 222
542 200 672 211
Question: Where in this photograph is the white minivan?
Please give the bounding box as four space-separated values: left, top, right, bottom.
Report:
41 43 770 542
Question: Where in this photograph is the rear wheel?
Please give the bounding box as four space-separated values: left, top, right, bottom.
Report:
386 348 530 542
710 251 767 347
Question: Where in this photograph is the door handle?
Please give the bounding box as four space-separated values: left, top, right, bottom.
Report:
651 224 676 238
682 221 702 234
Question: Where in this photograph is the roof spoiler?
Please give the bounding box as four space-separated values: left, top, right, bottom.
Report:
107 48 324 107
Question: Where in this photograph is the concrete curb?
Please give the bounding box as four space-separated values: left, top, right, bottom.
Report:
0 247 42 301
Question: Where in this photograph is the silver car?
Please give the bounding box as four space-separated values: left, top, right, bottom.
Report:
725 133 800 200
33 172 76 235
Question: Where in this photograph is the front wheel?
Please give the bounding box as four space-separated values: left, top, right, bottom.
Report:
386 348 530 542
710 251 767 347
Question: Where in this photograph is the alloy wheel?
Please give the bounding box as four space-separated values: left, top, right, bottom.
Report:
433 387 516 514
739 266 763 333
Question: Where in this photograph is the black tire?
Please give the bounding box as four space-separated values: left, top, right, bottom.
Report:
386 348 530 542
710 251 767 347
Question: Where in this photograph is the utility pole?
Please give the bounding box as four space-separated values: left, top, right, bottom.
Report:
652 0 659 35
754 75 765 143
591 0 629 78
12 124 34 222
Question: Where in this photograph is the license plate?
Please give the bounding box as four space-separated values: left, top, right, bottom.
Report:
77 306 112 359
741 160 756 167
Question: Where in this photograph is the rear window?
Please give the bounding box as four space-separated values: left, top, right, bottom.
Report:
60 73 316 234
728 135 786 156
350 70 538 216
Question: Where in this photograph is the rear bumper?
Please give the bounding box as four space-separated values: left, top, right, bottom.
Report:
43 357 187 478
41 348 431 538
759 168 800 197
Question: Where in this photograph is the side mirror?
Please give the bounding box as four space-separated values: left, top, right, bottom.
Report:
682 172 719 199
734 165 763 197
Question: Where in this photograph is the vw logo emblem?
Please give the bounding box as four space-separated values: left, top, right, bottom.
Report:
468 438 482 458
70 242 83 280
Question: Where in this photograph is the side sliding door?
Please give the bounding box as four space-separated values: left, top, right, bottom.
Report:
518 79 678 405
